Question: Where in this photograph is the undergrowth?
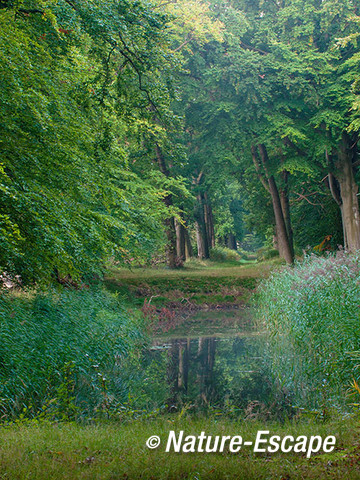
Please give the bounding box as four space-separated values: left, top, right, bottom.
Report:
209 246 243 262
0 288 147 421
257 251 360 412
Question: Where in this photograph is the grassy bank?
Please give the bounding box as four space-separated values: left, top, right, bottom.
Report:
0 260 274 422
0 416 359 479
105 260 275 309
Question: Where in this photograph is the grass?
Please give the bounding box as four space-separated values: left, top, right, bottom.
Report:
0 259 276 422
107 258 274 280
0 416 359 479
105 259 279 309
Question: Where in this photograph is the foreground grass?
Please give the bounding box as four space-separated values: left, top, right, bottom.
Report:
1 416 359 479
0 288 146 421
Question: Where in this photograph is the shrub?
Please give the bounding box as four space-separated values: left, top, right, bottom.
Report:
256 247 279 261
210 246 241 263
257 251 360 412
0 288 146 421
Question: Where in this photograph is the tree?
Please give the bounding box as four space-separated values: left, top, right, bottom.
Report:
178 0 360 261
0 0 181 281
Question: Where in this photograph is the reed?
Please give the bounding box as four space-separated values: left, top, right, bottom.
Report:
0 288 146 421
257 251 360 412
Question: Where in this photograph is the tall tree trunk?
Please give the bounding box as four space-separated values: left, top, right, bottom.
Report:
155 143 177 268
328 171 345 247
268 174 293 264
328 134 360 251
175 218 186 263
192 172 210 259
195 221 203 258
164 216 177 268
184 228 193 259
203 192 215 248
253 144 294 264
279 170 294 258
195 220 208 259
227 233 237 250
195 193 210 259
337 135 360 251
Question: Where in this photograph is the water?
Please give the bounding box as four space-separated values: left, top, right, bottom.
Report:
137 308 273 414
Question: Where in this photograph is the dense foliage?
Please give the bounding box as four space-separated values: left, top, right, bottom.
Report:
3 0 360 428
2 0 360 277
176 0 360 263
0 0 184 282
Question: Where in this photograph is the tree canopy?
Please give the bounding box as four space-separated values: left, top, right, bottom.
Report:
2 0 360 282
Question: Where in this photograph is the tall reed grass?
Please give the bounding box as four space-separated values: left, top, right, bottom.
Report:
257 251 360 411
0 288 146 421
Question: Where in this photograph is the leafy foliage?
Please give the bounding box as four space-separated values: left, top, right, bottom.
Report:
0 0 182 281
209 246 241 262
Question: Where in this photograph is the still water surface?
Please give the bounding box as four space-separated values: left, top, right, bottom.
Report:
143 309 272 412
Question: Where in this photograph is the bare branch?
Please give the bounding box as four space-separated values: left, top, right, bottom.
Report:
174 31 195 53
151 1 174 10
293 191 323 207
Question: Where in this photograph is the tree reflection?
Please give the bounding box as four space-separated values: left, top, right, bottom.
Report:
144 333 273 413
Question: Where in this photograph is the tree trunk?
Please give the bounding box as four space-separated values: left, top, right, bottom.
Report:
192 172 210 259
203 192 215 248
328 134 360 251
257 144 294 264
155 143 177 268
195 193 210 259
227 233 237 250
195 221 207 259
337 135 360 251
184 228 193 259
268 175 293 263
279 170 294 258
164 216 177 268
175 218 186 263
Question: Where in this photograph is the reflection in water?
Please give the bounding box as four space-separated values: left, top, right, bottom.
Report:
149 333 270 411
119 310 292 417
